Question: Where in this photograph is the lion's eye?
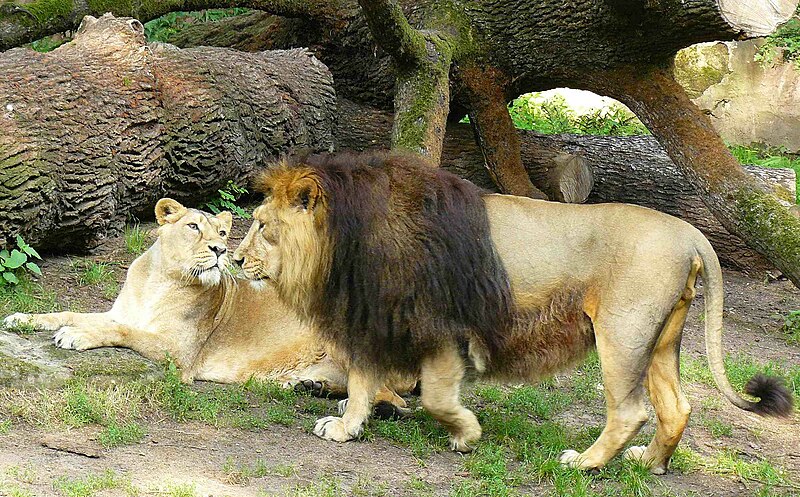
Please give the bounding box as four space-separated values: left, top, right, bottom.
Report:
219 230 227 237
187 223 199 231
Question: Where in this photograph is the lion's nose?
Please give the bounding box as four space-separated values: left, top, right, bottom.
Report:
209 245 227 257
232 255 244 267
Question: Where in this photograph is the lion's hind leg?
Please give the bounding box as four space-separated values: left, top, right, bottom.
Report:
559 314 653 471
420 343 481 452
624 287 694 474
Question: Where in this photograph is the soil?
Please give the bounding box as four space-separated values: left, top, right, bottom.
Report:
0 219 798 497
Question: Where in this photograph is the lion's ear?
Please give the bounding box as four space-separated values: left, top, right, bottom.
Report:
293 178 321 211
215 211 233 232
155 198 187 225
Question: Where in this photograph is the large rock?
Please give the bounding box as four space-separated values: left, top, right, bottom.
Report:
675 38 800 152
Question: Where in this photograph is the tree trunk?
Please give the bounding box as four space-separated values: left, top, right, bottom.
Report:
0 14 335 252
334 99 795 271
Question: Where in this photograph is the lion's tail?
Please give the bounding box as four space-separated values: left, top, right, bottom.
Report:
697 236 793 417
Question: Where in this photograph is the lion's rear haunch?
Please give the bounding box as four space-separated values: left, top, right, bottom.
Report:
289 151 513 373
744 374 794 417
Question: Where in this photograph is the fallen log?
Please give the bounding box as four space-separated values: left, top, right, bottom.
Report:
0 14 336 251
335 100 795 271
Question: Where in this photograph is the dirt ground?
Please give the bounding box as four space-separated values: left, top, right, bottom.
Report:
0 220 798 497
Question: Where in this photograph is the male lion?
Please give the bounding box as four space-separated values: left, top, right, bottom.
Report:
233 151 793 474
2 198 410 410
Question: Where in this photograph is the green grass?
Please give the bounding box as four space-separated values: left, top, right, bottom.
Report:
0 275 59 319
222 457 296 484
98 421 145 448
52 469 123 497
729 145 800 203
163 483 198 497
755 17 800 69
681 354 800 402
72 259 115 287
700 415 733 438
123 224 150 255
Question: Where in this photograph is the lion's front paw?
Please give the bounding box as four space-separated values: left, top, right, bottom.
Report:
53 327 99 351
558 449 602 473
623 446 667 475
312 416 361 443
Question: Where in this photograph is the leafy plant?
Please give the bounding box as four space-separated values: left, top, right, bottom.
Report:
501 93 650 136
0 236 42 286
755 17 800 69
783 310 800 345
204 180 251 219
144 9 250 43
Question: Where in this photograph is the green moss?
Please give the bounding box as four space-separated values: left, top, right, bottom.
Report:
19 0 74 23
734 188 800 275
85 0 132 16
0 352 42 385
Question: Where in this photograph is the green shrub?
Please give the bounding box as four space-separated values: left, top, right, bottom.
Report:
0 236 42 286
204 180 251 219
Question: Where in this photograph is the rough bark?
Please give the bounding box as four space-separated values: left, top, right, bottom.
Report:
334 100 795 271
0 14 336 251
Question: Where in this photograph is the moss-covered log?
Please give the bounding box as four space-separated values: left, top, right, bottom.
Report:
334 99 795 271
0 14 335 251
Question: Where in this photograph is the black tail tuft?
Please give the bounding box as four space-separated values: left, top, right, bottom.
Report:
373 401 411 420
744 374 794 417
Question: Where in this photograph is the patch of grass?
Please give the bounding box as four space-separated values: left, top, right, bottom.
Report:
700 415 733 438
72 259 115 287
163 483 198 497
708 450 790 486
367 409 449 459
98 421 145 448
52 469 121 497
669 446 703 473
782 310 800 345
0 275 59 318
286 473 345 497
222 457 295 484
0 419 11 433
0 485 34 497
123 224 150 255
681 354 800 402
6 464 36 484
729 144 800 203
405 477 436 497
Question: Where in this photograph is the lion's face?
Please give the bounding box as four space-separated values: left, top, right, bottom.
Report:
233 165 329 310
233 203 284 288
154 198 233 287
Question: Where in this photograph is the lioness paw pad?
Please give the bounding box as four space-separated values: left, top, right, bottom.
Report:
312 416 359 442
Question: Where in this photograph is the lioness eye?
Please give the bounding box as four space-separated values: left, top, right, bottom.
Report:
187 223 199 231
219 230 227 237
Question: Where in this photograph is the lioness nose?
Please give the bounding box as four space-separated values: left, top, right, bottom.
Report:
209 245 227 257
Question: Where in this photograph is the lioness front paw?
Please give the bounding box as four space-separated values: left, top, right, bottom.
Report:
312 416 361 442
53 327 99 351
558 449 602 473
3 313 33 330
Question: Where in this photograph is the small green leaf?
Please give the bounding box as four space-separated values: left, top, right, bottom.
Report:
20 242 41 259
2 272 19 284
0 249 8 261
25 261 42 275
4 250 27 269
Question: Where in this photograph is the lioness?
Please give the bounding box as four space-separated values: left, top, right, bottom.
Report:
233 151 792 475
2 198 410 409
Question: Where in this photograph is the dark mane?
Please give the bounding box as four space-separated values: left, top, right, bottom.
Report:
301 150 513 374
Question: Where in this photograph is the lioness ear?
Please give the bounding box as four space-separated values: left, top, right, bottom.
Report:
294 179 320 211
216 211 233 232
155 198 187 225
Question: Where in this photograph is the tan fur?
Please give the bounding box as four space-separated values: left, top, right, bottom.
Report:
235 164 787 475
3 199 413 405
